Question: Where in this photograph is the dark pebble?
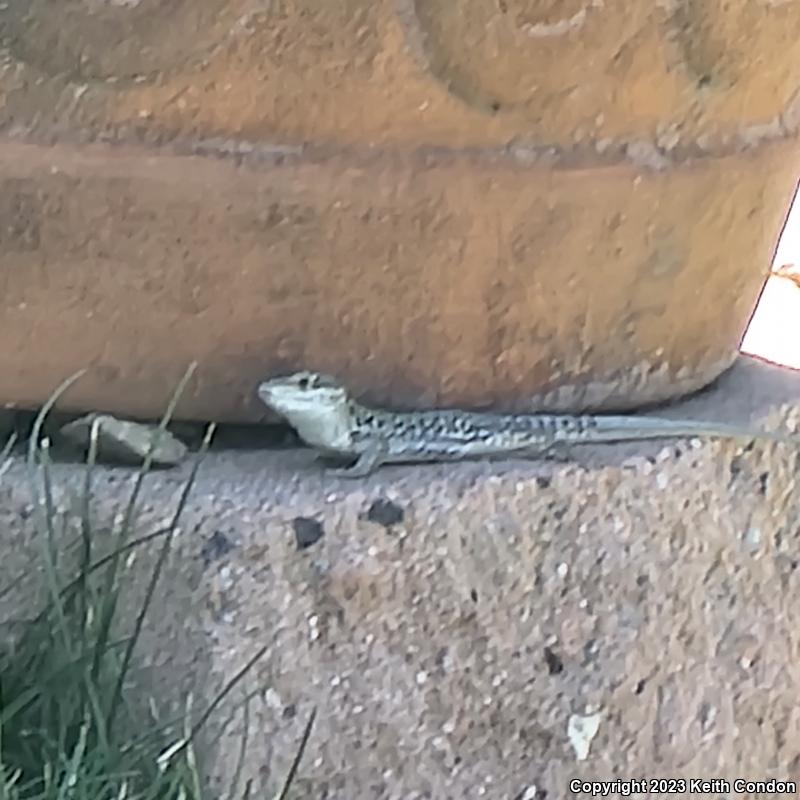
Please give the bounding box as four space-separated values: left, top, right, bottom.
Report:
293 517 325 550
366 498 405 528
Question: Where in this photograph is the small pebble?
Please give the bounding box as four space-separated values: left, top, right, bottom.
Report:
568 711 603 761
366 498 405 528
292 517 325 550
201 530 235 566
59 413 188 466
656 446 674 462
743 526 762 554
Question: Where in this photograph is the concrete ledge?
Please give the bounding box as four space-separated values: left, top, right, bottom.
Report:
1 355 799 795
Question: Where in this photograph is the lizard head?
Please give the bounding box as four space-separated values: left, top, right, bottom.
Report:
258 370 348 410
257 371 354 452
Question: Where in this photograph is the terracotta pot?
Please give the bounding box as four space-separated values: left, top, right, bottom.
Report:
0 0 798 419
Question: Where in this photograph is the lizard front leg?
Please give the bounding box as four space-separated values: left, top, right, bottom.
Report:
327 441 385 478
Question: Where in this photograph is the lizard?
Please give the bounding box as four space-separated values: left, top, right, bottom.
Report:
257 370 796 478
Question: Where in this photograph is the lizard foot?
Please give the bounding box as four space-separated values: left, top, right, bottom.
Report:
327 465 376 478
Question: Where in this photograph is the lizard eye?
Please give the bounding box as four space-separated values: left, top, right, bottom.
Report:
297 376 309 390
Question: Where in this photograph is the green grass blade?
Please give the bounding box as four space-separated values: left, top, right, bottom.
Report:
273 706 317 800
55 717 88 800
182 695 203 800
32 527 175 628
22 372 86 659
91 363 197 689
25 370 87 473
226 689 250 800
35 438 76 664
79 418 101 655
107 421 215 729
187 645 268 750
0 432 17 484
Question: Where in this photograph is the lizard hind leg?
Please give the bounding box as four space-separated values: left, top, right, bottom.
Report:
536 440 575 463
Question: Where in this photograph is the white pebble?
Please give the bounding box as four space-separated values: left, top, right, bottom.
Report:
567 710 603 761
264 688 282 709
656 446 673 462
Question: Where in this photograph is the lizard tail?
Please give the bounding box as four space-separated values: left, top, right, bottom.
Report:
574 415 793 444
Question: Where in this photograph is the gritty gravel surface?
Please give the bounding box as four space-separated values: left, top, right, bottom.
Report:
1 357 799 798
